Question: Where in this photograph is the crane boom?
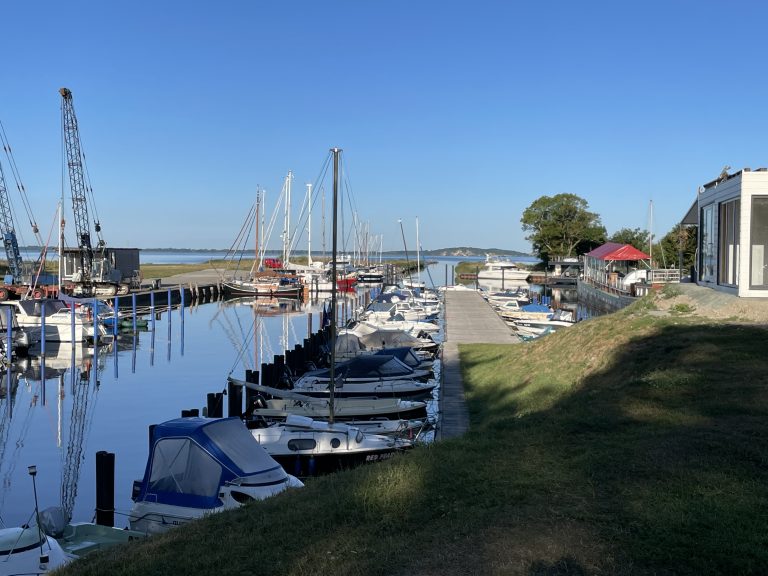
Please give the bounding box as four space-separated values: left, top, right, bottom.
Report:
60 87 101 282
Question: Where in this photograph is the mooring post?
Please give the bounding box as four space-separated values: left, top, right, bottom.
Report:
228 378 243 418
113 295 120 338
95 451 115 527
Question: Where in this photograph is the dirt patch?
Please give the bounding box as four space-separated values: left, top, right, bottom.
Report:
652 283 768 323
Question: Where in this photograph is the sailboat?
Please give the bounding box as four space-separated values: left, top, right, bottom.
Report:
220 189 303 298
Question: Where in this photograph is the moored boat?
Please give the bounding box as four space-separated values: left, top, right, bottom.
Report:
129 417 303 535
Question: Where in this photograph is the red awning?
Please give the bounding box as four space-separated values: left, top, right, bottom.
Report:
585 242 650 261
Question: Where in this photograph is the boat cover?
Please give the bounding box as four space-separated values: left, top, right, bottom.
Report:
336 327 426 353
373 347 424 368
134 417 286 510
303 355 416 379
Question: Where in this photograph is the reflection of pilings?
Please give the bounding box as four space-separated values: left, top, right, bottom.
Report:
104 283 222 309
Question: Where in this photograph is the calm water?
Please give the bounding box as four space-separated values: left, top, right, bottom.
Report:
0 254 575 530
0 276 445 529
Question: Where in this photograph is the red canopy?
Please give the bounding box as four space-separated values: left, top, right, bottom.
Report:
585 242 650 261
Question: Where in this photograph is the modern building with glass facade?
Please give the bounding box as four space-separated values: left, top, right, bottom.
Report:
685 168 768 297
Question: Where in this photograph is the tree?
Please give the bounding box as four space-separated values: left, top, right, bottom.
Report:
655 223 697 271
520 193 606 260
609 228 650 253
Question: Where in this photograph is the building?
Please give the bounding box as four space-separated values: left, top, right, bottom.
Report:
682 168 768 297
59 247 141 285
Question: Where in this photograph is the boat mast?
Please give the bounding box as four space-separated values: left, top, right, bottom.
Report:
254 189 260 275
306 183 312 265
329 147 341 424
282 171 292 265
416 216 421 288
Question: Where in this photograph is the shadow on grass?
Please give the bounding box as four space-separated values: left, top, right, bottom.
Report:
61 322 768 576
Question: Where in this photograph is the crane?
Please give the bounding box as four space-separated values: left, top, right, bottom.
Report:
59 87 121 297
0 123 50 300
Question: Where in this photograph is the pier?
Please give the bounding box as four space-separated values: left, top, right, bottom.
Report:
437 289 516 440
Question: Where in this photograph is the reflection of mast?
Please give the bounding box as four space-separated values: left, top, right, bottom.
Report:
60 357 99 522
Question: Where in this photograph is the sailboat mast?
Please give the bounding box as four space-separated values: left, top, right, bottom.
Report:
416 216 421 287
329 147 341 424
255 189 260 275
307 183 312 265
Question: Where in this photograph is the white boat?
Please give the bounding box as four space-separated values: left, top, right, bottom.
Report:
229 377 429 421
0 298 108 343
499 303 554 322
477 256 531 282
0 525 70 573
295 355 432 385
249 414 411 476
338 321 440 355
512 309 576 339
129 417 303 535
355 316 440 335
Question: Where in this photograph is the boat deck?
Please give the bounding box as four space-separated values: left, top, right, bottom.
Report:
437 289 517 440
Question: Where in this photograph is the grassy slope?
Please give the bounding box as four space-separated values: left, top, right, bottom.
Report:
59 298 768 575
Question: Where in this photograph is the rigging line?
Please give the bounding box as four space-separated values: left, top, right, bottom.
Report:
226 307 259 375
285 154 333 260
26 205 60 297
0 121 42 243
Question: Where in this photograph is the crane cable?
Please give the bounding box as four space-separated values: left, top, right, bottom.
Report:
0 121 43 247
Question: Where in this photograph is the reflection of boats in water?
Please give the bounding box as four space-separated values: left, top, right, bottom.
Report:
220 296 303 315
17 341 113 380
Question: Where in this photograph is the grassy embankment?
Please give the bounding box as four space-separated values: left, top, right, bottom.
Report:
59 289 768 575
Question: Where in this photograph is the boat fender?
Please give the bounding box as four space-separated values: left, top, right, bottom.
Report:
254 394 268 409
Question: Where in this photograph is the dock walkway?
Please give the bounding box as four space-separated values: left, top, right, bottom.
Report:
436 289 517 440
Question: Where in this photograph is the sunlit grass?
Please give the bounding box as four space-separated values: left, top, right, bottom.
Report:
58 300 768 575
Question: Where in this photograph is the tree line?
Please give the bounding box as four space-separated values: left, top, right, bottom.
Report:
521 193 697 271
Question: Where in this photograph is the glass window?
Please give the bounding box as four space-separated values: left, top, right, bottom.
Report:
719 199 740 286
148 438 221 497
700 205 716 282
750 197 768 289
288 438 316 451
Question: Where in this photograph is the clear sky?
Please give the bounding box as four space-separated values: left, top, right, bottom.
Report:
1 1 766 253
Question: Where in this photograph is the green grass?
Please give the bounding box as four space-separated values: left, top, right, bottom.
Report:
58 302 768 575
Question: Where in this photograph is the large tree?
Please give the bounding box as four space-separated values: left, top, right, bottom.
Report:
609 227 651 253
521 193 606 260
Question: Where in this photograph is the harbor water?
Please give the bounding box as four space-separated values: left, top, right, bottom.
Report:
0 258 450 530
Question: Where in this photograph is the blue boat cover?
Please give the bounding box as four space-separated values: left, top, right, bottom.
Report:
134 417 286 510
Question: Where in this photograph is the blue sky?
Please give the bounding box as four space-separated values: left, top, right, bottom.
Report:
1 1 766 253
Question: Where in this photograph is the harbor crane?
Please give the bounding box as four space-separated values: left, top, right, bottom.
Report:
0 123 52 300
59 87 124 297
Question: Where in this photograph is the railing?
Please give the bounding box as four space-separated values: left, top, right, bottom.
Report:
648 269 681 284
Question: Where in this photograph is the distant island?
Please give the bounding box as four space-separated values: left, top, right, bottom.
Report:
19 246 532 257
416 247 531 257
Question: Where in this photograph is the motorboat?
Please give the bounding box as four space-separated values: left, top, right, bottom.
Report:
0 525 70 574
248 414 411 476
294 355 432 385
512 309 576 339
291 377 436 400
0 298 108 343
229 377 429 421
337 321 439 356
477 256 531 282
499 303 554 323
0 305 36 358
129 417 303 535
356 316 440 335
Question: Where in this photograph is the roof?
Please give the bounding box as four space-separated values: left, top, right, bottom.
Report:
585 242 650 261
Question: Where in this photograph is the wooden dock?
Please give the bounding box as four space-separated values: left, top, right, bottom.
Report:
436 289 517 440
